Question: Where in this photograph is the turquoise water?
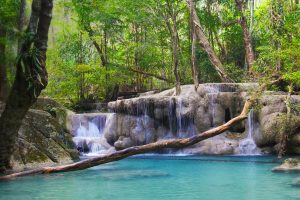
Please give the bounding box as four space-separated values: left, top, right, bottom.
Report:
0 156 300 200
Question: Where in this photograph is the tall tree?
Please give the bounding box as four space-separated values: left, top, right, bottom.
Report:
161 0 182 95
0 0 53 173
0 27 8 101
235 0 256 71
18 0 27 52
190 0 199 90
186 0 234 83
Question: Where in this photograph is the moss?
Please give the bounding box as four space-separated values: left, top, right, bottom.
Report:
25 145 50 163
284 158 300 167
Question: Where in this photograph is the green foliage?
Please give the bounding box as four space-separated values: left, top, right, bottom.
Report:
36 0 300 105
254 0 300 86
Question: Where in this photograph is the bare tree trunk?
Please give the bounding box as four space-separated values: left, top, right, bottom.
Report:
0 27 9 101
85 25 107 67
162 1 181 95
186 0 234 83
235 0 256 71
191 31 199 90
250 0 255 35
18 0 27 52
0 0 53 173
172 26 181 95
191 0 199 90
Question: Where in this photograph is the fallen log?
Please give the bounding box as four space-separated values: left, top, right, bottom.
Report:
0 98 252 180
1 80 279 180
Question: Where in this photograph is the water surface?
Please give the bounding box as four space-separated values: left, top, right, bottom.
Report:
0 156 299 200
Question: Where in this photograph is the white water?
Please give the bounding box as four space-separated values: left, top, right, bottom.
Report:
165 97 196 141
176 97 184 137
238 110 260 155
205 85 220 127
71 85 261 156
72 114 113 156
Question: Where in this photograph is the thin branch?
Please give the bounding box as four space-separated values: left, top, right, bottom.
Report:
128 67 174 83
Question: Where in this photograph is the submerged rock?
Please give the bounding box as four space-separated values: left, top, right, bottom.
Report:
292 177 300 187
272 158 300 172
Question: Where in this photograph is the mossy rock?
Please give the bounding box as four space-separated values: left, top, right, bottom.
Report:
10 99 79 171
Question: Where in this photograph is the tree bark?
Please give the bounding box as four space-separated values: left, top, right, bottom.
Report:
163 0 181 95
85 25 107 67
0 27 9 101
186 0 234 83
235 0 256 70
0 0 53 173
190 0 199 90
172 25 181 95
18 0 27 52
191 30 199 90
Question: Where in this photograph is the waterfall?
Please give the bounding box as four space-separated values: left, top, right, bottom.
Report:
205 85 220 127
176 97 184 137
165 97 196 141
72 114 113 156
238 110 260 155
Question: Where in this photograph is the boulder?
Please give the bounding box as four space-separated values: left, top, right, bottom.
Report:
1 98 79 172
32 98 75 133
114 136 134 150
292 177 300 187
103 114 156 147
272 158 300 172
10 108 79 171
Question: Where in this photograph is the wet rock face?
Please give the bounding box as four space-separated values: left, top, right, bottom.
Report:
107 84 300 155
108 84 249 135
103 114 157 147
0 98 79 172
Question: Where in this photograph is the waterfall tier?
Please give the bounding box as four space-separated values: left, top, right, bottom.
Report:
71 113 114 156
238 110 261 155
69 83 300 156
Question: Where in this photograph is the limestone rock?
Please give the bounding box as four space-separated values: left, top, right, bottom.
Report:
0 99 79 172
105 84 300 155
114 136 134 150
272 158 300 172
10 108 79 171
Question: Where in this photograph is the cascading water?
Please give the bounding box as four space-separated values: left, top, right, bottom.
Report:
205 85 220 127
166 97 196 140
72 114 113 156
176 97 184 137
238 110 260 155
70 84 263 156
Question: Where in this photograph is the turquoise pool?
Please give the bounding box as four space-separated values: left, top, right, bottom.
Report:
0 156 299 200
